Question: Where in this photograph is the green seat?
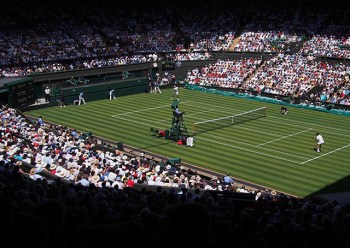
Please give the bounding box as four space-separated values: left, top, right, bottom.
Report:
171 101 178 110
116 141 124 151
163 130 169 139
167 157 181 166
150 127 156 136
79 131 92 139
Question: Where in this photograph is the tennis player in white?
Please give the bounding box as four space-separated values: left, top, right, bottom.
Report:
171 85 179 101
315 132 324 152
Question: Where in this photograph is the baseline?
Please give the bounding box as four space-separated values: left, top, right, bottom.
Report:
300 144 350 164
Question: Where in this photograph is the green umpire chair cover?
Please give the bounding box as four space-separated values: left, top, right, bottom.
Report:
171 100 179 110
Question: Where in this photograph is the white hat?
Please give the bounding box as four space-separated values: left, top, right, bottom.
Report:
41 162 47 168
58 169 67 177
91 175 100 183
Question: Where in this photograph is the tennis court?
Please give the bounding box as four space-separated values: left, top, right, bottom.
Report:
25 88 350 197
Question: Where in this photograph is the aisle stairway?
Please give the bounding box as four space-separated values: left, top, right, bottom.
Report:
228 36 241 51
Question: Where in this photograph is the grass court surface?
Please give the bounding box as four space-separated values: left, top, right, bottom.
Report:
25 88 350 197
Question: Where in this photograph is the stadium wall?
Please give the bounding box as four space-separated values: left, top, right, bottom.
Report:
185 85 350 116
23 60 216 107
60 77 149 104
14 52 350 110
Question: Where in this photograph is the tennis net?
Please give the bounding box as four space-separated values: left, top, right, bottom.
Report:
193 107 267 134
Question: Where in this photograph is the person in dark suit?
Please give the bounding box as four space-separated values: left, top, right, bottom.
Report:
60 91 66 107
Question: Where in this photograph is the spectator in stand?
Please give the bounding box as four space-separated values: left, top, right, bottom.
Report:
37 116 44 126
223 173 234 186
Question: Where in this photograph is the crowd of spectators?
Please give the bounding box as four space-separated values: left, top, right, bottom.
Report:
243 54 350 105
2 105 350 248
0 106 253 193
1 1 350 109
2 2 350 246
0 1 224 77
185 58 262 88
232 0 306 53
185 53 350 106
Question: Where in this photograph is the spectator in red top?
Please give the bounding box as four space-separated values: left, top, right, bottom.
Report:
49 164 57 175
126 176 135 188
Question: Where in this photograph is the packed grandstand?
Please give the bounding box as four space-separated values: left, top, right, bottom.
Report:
2 1 350 247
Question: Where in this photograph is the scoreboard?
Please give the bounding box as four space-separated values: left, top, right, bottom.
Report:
8 80 35 108
161 61 176 70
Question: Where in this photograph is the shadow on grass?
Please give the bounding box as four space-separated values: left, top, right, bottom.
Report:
307 174 350 202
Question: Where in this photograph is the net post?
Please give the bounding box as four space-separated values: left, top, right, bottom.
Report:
192 123 197 136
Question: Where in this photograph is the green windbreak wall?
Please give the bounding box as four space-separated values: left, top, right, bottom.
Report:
61 77 148 104
185 84 350 117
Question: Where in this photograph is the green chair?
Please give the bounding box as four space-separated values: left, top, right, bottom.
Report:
171 101 179 110
150 127 156 136
167 157 181 166
165 129 170 139
79 131 92 139
116 141 124 151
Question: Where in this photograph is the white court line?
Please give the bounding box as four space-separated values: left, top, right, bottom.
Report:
202 133 309 159
196 137 300 164
190 115 283 137
300 144 350 164
113 115 168 129
112 109 304 162
183 98 350 135
117 114 168 126
157 109 217 124
269 116 350 134
256 128 313 147
194 100 350 137
192 100 238 112
111 100 193 117
185 109 217 117
230 124 282 137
